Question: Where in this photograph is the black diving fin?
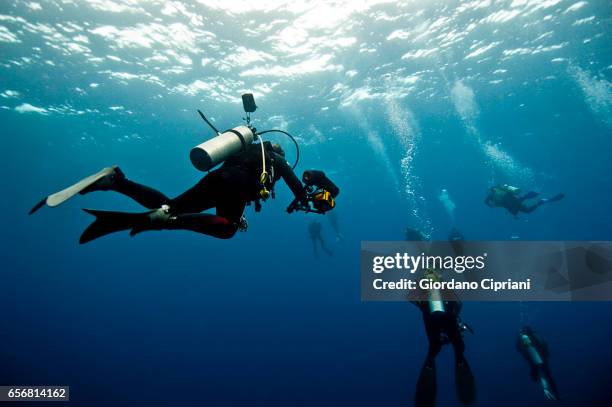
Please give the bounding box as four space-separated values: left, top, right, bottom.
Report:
455 359 476 405
548 193 565 203
80 208 154 244
415 364 436 407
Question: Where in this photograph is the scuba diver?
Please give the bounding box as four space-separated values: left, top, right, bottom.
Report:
412 270 476 407
308 220 333 257
485 184 564 217
29 94 340 244
517 326 560 401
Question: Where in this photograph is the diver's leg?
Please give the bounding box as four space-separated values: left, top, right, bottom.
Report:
416 316 440 407
170 171 220 213
127 200 247 240
519 191 540 201
453 342 476 404
447 318 476 404
164 213 239 239
423 317 442 367
522 193 565 214
521 202 543 214
112 178 171 209
128 169 245 238
157 184 246 239
158 200 247 240
447 320 466 364
170 167 253 214
215 200 247 229
81 167 171 209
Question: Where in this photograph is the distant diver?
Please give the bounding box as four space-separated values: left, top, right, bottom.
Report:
412 270 476 407
308 220 333 257
406 227 428 241
30 94 340 244
517 326 560 401
484 184 564 217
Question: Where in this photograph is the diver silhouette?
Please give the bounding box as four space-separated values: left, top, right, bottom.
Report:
308 220 333 257
517 326 560 401
413 295 476 407
485 184 564 218
405 228 476 407
29 94 340 244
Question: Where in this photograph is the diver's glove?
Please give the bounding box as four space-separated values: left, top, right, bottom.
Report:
130 204 173 236
286 197 310 213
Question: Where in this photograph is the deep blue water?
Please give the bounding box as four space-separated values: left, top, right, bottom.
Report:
1 1 612 406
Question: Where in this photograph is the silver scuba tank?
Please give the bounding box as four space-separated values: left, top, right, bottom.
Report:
190 125 255 171
428 288 445 316
521 334 544 365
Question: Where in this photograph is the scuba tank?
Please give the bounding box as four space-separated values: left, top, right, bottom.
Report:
520 334 544 365
428 287 445 316
424 269 446 316
503 184 521 194
191 94 300 173
190 125 255 172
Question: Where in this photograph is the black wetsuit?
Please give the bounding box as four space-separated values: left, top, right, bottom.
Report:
415 301 466 366
105 143 306 238
499 191 539 216
413 298 475 407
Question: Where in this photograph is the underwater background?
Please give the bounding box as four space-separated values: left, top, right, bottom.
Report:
1 0 611 405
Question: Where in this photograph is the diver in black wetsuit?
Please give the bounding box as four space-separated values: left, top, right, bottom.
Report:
308 220 332 257
485 184 564 217
30 93 340 244
517 326 560 401
75 143 313 243
413 296 476 407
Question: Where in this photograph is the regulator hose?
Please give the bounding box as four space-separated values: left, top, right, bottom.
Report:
256 129 300 169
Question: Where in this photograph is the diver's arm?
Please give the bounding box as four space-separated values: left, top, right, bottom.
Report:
273 153 307 201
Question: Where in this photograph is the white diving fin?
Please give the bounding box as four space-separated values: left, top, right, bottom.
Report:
29 166 117 215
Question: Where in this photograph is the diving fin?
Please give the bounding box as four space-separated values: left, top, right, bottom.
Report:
29 166 118 215
29 198 47 215
415 364 436 407
80 208 152 244
539 193 565 205
548 193 565 203
455 359 476 405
